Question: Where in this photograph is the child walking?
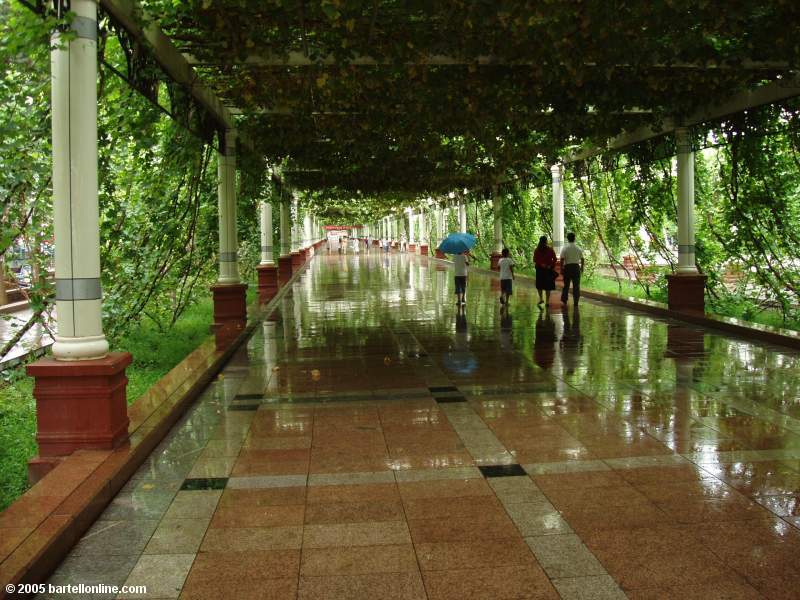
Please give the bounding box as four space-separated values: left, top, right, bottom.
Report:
498 248 515 305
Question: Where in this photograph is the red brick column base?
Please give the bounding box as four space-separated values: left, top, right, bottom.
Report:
490 252 502 271
435 249 447 259
667 274 707 313
291 251 303 269
26 352 132 481
211 283 248 350
278 255 292 283
408 244 416 253
420 244 429 256
256 264 279 303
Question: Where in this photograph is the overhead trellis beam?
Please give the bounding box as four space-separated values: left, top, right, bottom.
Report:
100 0 233 132
567 75 800 162
182 52 790 70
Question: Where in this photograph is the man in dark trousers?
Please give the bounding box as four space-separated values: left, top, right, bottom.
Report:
559 232 585 305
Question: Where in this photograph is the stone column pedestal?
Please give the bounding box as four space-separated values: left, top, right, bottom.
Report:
408 244 416 253
435 249 447 259
26 352 132 481
667 274 707 313
278 255 292 283
291 251 303 269
211 283 247 350
256 264 279 303
420 245 429 256
490 252 502 271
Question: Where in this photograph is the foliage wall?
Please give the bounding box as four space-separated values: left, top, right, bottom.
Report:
0 3 265 351
452 103 800 326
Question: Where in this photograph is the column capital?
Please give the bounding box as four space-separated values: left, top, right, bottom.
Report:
221 128 237 157
675 127 692 153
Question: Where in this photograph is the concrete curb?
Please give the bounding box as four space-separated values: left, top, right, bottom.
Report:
0 256 315 596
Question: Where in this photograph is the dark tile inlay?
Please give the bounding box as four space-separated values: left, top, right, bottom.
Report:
234 393 265 400
180 477 228 491
479 464 527 478
227 404 260 411
429 386 458 393
435 396 467 403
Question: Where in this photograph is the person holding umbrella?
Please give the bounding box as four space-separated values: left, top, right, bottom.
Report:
453 250 471 305
438 232 477 305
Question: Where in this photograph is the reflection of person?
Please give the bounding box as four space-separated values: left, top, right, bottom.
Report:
498 248 515 306
533 312 556 370
500 308 513 351
453 251 470 305
560 306 582 374
560 232 584 305
455 305 468 335
533 236 557 307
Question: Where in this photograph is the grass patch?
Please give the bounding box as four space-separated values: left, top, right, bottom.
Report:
0 296 215 511
0 376 36 511
123 297 214 402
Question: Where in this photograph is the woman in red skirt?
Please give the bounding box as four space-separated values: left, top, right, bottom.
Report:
533 236 557 307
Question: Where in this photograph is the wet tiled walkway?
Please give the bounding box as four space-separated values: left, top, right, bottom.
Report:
44 251 800 598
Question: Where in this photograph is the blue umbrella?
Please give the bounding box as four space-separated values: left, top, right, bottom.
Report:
438 232 477 255
442 351 478 375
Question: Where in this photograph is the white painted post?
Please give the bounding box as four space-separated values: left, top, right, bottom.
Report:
51 0 108 360
260 200 274 265
676 127 698 274
304 212 312 250
408 210 415 245
217 130 239 284
458 202 467 233
419 210 426 246
291 197 299 253
551 164 565 254
280 198 291 257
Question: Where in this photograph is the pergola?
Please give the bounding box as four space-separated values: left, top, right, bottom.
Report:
23 0 800 464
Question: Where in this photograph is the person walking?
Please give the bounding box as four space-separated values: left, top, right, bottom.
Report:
453 250 470 305
560 232 584 305
498 248 515 306
533 236 557 307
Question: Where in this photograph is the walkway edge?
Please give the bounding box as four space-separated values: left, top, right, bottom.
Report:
431 256 800 351
0 258 313 596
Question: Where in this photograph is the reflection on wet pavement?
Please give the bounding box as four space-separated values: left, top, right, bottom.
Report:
42 251 800 599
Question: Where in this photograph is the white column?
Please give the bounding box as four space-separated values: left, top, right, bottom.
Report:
419 210 427 246
676 127 698 274
551 164 565 254
290 197 299 252
260 200 274 265
304 212 312 249
408 210 415 244
51 0 108 360
280 199 291 257
458 202 467 233
493 188 503 253
217 130 239 284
